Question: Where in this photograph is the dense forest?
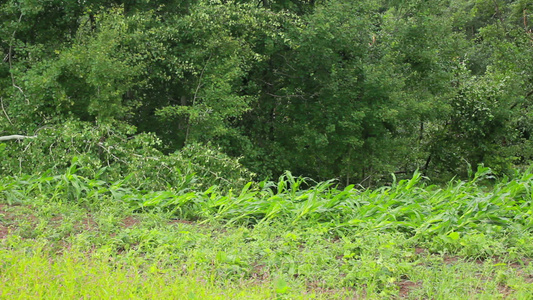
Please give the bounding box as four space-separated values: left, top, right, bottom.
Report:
1 0 533 186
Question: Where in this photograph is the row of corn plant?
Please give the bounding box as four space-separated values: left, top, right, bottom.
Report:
2 161 532 241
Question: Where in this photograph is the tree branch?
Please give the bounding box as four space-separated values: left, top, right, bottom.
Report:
0 97 13 125
185 53 212 144
0 135 37 141
8 13 29 104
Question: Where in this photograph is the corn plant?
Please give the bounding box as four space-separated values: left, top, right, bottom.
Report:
3 162 533 243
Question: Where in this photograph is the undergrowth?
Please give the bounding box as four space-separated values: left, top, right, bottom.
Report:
1 162 533 298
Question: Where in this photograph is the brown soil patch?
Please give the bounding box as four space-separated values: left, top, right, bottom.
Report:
122 216 141 228
49 215 63 227
497 284 513 298
25 214 39 224
82 214 98 230
169 219 195 225
523 274 533 284
0 224 10 239
0 204 37 237
397 280 421 298
415 247 426 255
509 258 531 268
250 263 269 281
0 204 14 221
443 255 459 264
470 256 531 269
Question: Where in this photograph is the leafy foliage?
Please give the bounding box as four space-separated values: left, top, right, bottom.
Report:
0 120 253 191
4 162 533 246
1 0 533 184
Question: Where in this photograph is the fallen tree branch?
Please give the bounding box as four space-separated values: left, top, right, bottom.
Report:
0 135 37 141
96 142 128 165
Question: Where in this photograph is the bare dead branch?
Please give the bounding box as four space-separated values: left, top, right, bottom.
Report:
96 142 129 165
8 13 29 104
524 8 529 30
0 97 13 125
185 53 212 144
0 135 37 141
266 92 307 99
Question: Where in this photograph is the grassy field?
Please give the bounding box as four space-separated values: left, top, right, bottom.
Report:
1 166 533 299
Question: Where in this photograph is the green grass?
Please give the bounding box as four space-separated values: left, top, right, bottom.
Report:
0 242 278 299
2 165 533 298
